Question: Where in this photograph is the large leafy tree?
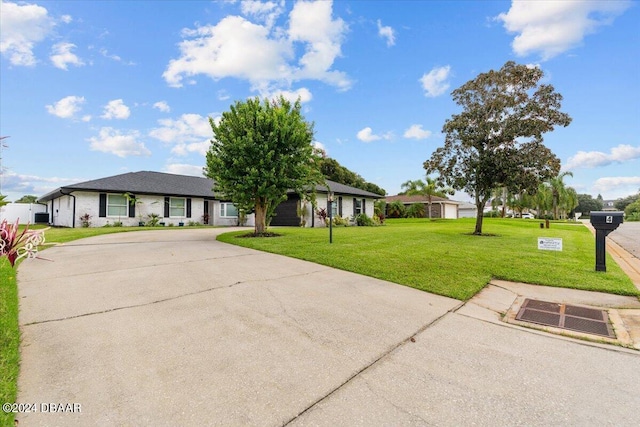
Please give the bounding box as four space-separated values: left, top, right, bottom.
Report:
317 156 386 196
424 61 571 234
205 97 323 235
15 195 37 203
576 193 603 215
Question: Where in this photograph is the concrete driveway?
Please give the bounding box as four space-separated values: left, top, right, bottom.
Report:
16 228 640 426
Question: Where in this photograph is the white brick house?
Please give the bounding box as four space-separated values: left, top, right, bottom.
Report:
38 171 381 228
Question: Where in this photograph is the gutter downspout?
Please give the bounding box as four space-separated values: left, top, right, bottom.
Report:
59 189 76 228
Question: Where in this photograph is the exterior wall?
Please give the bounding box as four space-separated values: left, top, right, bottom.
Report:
211 200 255 227
0 203 47 224
50 195 76 227
54 191 216 228
304 194 377 227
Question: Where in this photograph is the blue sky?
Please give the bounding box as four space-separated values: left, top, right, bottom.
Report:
1 0 639 202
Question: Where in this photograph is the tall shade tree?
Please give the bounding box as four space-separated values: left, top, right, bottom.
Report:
401 177 454 219
205 97 323 235
424 61 571 234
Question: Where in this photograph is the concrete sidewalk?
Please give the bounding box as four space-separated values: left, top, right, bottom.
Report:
16 228 640 426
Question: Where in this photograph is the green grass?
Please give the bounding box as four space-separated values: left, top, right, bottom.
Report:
218 218 639 301
0 258 19 427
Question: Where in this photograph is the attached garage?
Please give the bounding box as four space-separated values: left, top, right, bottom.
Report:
270 194 301 226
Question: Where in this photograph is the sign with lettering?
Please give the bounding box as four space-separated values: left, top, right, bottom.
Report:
606 216 613 223
538 237 563 251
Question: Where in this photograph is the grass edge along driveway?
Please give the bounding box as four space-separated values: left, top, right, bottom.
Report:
218 218 638 301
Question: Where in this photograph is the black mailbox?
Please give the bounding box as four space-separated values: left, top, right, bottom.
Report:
589 211 624 272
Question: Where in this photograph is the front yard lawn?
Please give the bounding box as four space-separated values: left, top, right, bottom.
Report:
218 218 639 301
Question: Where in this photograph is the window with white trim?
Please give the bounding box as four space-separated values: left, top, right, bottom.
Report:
354 199 363 215
169 197 186 217
220 203 238 218
107 194 128 217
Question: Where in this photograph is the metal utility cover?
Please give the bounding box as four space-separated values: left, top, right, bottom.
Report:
515 299 615 338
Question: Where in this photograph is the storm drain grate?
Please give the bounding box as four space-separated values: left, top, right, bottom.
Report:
515 299 615 338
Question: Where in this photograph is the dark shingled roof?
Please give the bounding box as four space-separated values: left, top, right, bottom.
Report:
38 171 382 202
38 171 216 202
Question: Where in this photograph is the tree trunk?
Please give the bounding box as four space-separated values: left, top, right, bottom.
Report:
254 199 267 234
474 194 485 235
428 195 432 219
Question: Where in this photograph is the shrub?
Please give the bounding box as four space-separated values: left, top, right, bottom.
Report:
147 213 160 227
113 221 123 227
406 203 425 218
387 201 406 218
316 208 328 226
332 215 349 227
356 213 374 226
188 221 199 226
483 210 500 218
79 213 91 228
625 200 640 221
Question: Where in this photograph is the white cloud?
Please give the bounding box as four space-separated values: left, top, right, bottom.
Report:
266 87 312 103
217 90 230 101
313 141 326 154
101 99 131 120
163 1 350 94
403 124 432 140
497 0 631 60
45 95 85 119
0 170 82 197
88 127 151 157
149 113 213 156
240 0 284 28
377 20 395 47
164 163 204 177
60 15 72 24
0 1 55 66
592 176 640 199
565 144 640 170
357 127 392 143
50 42 84 70
420 65 451 98
81 115 92 122
288 0 350 89
153 101 171 113
99 48 121 62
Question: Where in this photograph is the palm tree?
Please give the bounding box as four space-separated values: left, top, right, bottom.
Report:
560 187 579 220
535 183 552 218
401 177 454 219
550 171 573 220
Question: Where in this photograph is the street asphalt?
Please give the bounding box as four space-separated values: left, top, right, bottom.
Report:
610 221 640 259
15 227 640 426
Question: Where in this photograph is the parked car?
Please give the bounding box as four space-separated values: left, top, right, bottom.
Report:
521 213 535 219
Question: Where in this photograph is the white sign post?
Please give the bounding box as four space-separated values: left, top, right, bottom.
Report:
538 237 563 251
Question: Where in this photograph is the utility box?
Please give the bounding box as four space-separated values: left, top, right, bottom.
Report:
589 211 624 272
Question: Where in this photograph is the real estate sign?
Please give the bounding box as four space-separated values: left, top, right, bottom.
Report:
538 237 563 251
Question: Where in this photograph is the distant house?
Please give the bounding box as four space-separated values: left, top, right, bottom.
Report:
37 171 380 228
457 202 478 218
385 194 459 219
602 200 617 211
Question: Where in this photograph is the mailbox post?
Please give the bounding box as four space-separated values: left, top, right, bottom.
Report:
589 212 624 272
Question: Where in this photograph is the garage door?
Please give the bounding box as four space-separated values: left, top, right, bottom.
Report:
270 194 300 226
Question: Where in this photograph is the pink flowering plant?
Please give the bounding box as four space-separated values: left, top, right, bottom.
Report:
0 219 47 267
